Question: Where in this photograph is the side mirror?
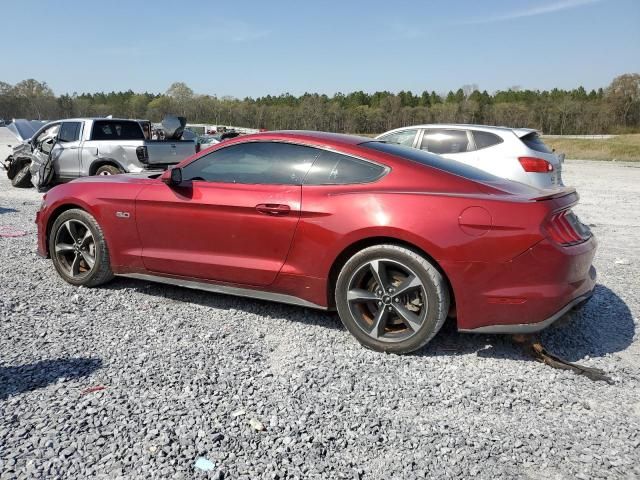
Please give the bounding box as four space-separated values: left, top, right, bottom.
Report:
162 167 187 187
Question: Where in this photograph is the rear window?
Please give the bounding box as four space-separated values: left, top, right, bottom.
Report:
521 132 552 154
91 120 144 141
361 141 499 182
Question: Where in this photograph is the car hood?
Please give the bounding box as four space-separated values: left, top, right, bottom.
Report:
7 119 48 142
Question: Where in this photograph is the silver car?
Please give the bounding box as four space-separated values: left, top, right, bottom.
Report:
376 124 564 189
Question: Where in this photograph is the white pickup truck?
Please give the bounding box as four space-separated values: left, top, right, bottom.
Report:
7 118 196 188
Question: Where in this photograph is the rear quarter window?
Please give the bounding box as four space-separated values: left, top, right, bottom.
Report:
471 130 503 150
304 150 386 185
91 120 144 141
521 132 553 154
361 141 499 182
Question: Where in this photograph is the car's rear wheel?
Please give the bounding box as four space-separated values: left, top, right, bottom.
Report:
335 245 449 354
49 209 114 287
95 164 122 176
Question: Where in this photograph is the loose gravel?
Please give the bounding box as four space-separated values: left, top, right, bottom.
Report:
1 161 639 479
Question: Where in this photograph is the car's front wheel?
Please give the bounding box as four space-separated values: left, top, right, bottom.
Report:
48 209 114 287
335 245 449 354
95 164 123 176
11 160 33 188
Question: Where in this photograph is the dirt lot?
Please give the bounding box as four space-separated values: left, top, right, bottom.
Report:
1 160 639 479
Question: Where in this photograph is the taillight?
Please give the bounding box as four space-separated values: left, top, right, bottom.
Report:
544 209 591 246
518 156 553 173
136 146 149 164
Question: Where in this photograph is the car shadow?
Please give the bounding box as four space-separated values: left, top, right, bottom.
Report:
539 285 635 362
106 278 634 362
0 357 102 401
0 206 19 214
104 277 345 331
418 284 635 363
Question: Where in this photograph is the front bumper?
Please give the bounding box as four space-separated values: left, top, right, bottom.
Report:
35 209 48 258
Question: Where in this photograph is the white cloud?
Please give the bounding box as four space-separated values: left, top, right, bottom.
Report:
99 46 144 57
189 20 270 43
458 0 603 25
388 22 424 39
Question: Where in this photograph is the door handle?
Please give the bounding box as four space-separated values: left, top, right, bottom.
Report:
255 204 291 216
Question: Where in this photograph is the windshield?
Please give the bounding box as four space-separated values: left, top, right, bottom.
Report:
360 141 500 182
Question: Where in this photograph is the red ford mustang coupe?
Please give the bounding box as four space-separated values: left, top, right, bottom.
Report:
36 131 596 353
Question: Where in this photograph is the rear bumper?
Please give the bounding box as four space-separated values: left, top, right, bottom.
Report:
458 277 595 334
445 235 597 333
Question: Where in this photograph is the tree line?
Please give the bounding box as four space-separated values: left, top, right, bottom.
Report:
1 74 639 134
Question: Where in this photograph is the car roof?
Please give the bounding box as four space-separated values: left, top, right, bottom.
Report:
232 130 374 147
380 124 538 137
58 117 142 122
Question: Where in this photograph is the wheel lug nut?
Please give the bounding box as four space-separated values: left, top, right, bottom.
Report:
387 306 393 312
377 301 382 306
394 298 399 302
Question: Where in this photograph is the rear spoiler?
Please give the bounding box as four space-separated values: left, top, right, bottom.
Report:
532 187 578 203
512 128 539 139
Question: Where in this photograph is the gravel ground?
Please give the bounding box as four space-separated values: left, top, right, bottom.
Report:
1 161 639 479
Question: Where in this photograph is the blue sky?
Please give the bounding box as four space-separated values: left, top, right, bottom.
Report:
2 0 639 97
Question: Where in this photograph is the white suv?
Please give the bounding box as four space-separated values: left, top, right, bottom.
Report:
376 124 564 189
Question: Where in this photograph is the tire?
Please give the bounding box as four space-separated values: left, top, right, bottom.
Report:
335 245 449 354
11 160 33 188
48 209 114 287
6 156 18 180
95 164 123 176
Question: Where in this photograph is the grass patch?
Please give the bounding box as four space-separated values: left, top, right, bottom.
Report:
544 134 640 162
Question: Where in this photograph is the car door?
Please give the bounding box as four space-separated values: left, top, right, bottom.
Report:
418 128 476 165
134 141 319 286
30 122 61 169
51 121 82 178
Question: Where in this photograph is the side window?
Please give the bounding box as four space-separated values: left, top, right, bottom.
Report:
58 122 81 143
304 150 386 185
421 129 470 154
91 121 144 140
379 130 417 147
472 130 503 150
181 142 318 185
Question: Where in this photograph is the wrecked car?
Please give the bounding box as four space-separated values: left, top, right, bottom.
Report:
6 117 196 189
1 119 47 181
